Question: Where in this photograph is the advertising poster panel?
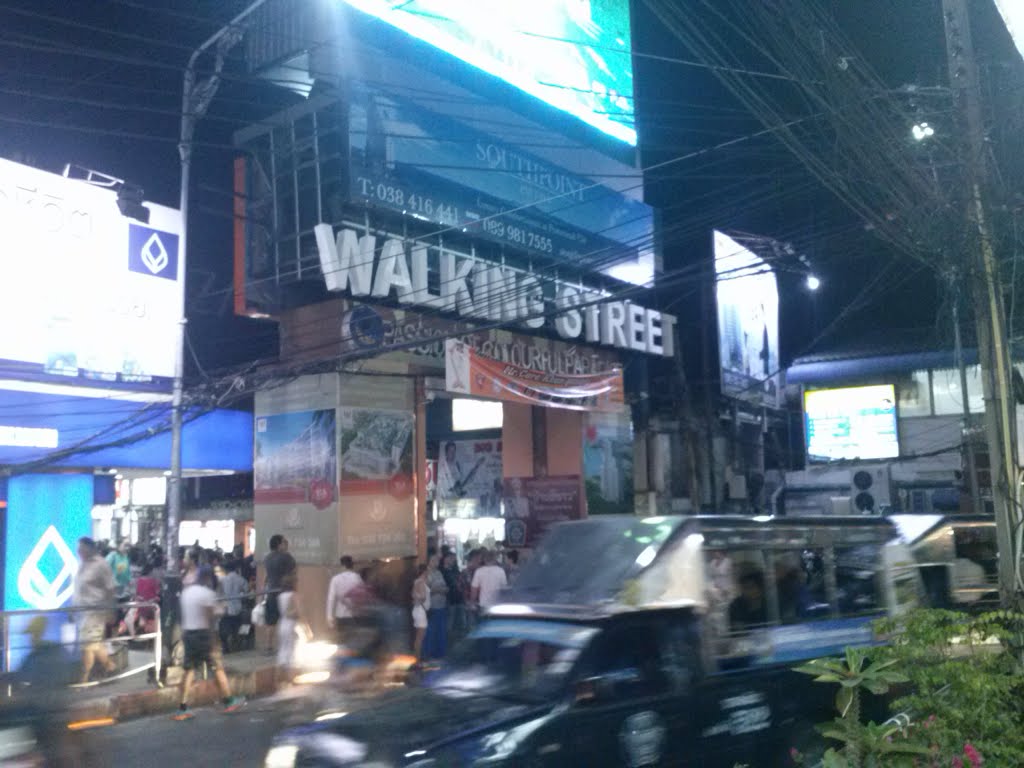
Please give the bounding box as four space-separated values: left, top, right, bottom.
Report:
436 438 503 517
583 413 634 515
254 409 338 564
714 231 780 408
503 475 582 549
3 474 93 669
338 407 416 559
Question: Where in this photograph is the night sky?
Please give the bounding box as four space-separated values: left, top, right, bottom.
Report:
1 0 1021 380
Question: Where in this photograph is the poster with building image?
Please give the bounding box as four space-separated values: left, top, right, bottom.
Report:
253 408 338 564
338 407 417 559
254 410 337 507
583 412 634 515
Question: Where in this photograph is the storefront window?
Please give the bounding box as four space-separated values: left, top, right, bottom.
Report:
897 370 931 417
932 366 984 415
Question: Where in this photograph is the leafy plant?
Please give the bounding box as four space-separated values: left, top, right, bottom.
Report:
795 647 923 767
873 609 1024 763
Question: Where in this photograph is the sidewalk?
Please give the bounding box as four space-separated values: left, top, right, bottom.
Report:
68 649 278 723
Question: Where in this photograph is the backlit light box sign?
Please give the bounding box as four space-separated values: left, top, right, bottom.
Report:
3 474 93 670
804 384 900 462
0 159 183 390
452 398 504 432
714 231 780 408
340 0 636 144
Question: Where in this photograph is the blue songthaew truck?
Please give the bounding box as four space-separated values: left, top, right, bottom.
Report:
264 515 922 768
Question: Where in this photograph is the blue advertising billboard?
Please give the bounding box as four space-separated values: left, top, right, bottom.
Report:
3 474 93 670
349 85 654 276
340 0 636 145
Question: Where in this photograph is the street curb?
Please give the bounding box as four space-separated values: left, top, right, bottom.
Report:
69 665 278 722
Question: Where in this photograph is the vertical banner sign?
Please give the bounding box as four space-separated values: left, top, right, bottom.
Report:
3 474 93 670
714 231 780 408
253 410 338 564
339 407 416 559
503 476 582 548
583 414 635 515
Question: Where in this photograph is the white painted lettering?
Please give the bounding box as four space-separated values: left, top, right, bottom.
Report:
520 275 545 329
409 243 436 306
584 293 602 343
660 313 678 357
314 224 374 295
371 237 414 302
600 301 628 349
626 302 648 352
554 285 583 338
440 252 475 315
645 309 664 356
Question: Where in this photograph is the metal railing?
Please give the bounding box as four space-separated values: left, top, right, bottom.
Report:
1 601 162 693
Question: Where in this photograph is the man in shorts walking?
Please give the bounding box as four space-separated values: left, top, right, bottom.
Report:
173 566 243 720
74 537 117 684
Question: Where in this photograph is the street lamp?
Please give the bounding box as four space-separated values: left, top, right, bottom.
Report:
806 274 821 291
912 122 935 141
167 0 271 572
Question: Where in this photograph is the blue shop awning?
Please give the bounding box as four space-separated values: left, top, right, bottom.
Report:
0 386 252 472
786 349 980 386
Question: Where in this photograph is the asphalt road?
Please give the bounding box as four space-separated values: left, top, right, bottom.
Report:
82 693 312 767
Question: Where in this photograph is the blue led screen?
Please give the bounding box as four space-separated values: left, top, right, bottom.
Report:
341 0 636 144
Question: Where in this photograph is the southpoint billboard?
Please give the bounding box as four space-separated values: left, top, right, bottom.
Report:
339 0 636 145
0 159 183 391
348 83 654 280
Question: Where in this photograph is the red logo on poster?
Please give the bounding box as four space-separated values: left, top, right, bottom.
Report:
309 479 333 510
388 473 413 500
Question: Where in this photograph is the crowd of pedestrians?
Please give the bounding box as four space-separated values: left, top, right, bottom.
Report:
59 530 518 722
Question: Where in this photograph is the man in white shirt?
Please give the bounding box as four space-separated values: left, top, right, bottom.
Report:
174 567 243 721
326 555 363 644
471 550 508 614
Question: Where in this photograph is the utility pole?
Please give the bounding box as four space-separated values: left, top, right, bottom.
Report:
167 0 269 571
942 0 1020 603
950 272 984 519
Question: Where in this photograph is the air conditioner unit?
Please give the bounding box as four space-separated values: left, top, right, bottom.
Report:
849 465 891 514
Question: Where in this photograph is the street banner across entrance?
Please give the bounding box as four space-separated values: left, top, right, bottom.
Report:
445 339 624 412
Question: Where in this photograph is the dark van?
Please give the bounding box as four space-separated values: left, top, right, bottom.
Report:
264 515 920 768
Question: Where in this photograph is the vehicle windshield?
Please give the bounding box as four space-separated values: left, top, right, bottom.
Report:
426 620 598 701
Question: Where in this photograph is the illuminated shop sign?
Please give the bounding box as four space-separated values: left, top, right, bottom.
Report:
339 0 636 144
315 223 676 357
0 159 183 389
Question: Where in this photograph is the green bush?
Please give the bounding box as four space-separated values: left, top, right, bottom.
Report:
872 609 1024 764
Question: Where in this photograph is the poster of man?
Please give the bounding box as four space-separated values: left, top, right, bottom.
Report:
435 439 502 502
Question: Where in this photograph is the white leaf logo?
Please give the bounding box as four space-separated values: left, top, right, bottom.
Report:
140 232 169 274
17 525 79 610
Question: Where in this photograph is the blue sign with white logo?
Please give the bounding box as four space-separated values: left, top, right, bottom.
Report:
128 223 180 280
3 474 93 670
